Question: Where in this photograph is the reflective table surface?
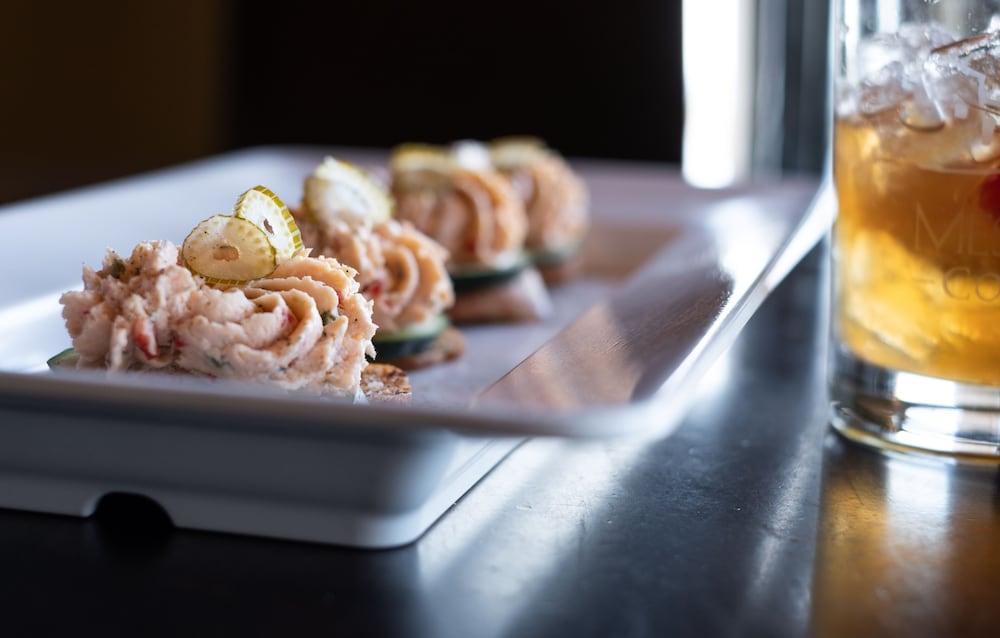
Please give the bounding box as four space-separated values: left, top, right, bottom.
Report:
3 243 999 637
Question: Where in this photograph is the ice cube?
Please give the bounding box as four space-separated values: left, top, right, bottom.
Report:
843 231 942 363
969 125 1000 163
844 22 958 119
989 14 1000 34
898 22 957 52
924 32 1000 119
899 97 945 132
858 60 909 116
859 34 908 80
859 24 957 82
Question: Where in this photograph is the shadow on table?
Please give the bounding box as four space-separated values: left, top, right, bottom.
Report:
0 506 437 636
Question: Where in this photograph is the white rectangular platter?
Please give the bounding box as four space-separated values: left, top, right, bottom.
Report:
0 147 827 547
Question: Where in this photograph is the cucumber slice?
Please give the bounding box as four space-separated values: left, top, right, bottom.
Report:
449 253 529 293
371 315 449 361
234 185 303 261
374 315 449 344
182 215 277 285
305 156 392 225
530 242 581 268
47 347 79 370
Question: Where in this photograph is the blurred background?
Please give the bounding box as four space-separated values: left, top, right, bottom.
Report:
0 0 828 205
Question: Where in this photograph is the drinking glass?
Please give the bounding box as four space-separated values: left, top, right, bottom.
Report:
831 0 1000 458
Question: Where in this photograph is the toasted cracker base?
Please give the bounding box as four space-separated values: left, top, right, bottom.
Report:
361 363 412 402
387 326 465 370
448 267 553 324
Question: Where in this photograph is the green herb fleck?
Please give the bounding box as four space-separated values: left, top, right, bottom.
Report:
320 311 335 326
108 258 126 279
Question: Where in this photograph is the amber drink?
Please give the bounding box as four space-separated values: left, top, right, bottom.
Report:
831 1 1000 459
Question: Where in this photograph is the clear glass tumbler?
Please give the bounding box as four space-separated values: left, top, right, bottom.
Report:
831 0 1000 459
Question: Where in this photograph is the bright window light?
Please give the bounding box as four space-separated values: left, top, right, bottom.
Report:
681 0 756 188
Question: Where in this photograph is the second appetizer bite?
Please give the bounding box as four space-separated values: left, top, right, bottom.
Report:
390 143 552 323
54 186 410 402
489 137 590 283
293 157 464 369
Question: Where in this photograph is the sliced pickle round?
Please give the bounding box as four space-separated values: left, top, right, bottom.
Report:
305 156 392 226
182 215 276 285
489 136 549 168
390 144 459 175
234 185 303 261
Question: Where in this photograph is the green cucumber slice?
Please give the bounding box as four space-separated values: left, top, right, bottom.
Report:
47 347 80 370
449 253 529 293
530 243 580 268
371 315 449 361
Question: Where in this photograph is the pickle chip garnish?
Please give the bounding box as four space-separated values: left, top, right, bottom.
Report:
390 144 459 175
305 156 393 225
182 215 277 285
234 185 303 261
489 136 549 168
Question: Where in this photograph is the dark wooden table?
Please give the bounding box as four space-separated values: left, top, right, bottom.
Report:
2 243 996 637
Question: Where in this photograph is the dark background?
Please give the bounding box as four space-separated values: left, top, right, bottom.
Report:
0 0 825 205
232 1 685 161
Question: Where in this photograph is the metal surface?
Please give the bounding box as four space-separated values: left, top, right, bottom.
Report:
479 183 833 421
3 242 997 636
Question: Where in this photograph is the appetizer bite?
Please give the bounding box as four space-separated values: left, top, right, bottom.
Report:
292 157 464 369
489 137 590 283
54 186 409 401
390 142 552 323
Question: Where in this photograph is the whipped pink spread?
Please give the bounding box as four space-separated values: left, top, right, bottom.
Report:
61 241 199 370
296 215 454 333
59 241 376 395
391 168 527 269
501 154 589 253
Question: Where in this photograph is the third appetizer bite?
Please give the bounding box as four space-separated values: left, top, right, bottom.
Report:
390 142 553 323
292 157 464 369
54 186 410 402
489 137 590 283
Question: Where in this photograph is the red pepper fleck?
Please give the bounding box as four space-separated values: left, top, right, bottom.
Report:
284 308 297 330
361 280 384 298
173 336 186 350
980 174 1000 221
132 319 159 359
463 237 476 253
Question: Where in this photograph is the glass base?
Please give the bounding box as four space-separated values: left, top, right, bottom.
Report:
830 348 1000 463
